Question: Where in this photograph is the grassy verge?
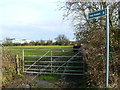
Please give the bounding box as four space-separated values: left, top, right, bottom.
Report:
37 75 60 81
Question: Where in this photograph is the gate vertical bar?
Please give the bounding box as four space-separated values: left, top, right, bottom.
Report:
22 49 25 72
51 51 52 73
106 6 109 88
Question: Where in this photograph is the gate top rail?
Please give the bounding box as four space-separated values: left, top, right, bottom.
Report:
23 48 83 50
24 55 82 57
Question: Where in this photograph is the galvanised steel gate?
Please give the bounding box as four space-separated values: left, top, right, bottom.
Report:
23 49 84 76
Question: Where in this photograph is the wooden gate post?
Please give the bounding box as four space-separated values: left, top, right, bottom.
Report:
16 54 20 75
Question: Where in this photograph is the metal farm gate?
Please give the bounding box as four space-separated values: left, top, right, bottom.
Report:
23 49 84 76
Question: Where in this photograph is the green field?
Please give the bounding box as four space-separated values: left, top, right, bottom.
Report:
4 45 82 61
3 45 84 76
4 45 82 67
3 45 73 56
3 45 83 63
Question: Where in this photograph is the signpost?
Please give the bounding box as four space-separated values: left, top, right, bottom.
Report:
88 7 109 88
88 9 106 19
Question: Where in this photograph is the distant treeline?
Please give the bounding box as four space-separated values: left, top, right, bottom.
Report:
2 34 75 46
2 40 75 46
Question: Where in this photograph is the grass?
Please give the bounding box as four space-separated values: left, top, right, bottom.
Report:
37 75 59 81
4 45 72 56
3 45 76 71
3 45 75 62
3 46 82 71
4 45 82 74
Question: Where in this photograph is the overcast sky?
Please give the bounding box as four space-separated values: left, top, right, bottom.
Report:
0 0 75 41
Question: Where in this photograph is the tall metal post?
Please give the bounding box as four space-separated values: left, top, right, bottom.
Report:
106 6 109 88
0 44 2 88
51 51 52 73
22 49 25 72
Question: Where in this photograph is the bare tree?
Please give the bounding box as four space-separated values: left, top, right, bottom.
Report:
55 34 69 45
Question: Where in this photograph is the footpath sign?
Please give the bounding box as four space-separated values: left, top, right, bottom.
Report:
88 9 106 19
88 7 109 88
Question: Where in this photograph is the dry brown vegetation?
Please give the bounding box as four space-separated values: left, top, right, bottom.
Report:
2 48 18 87
81 30 120 88
61 1 120 88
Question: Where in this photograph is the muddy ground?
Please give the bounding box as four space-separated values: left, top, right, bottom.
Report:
3 74 86 88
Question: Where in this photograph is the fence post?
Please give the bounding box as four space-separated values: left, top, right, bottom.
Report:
16 54 20 75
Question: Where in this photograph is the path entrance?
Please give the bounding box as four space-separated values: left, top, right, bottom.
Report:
23 49 84 76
